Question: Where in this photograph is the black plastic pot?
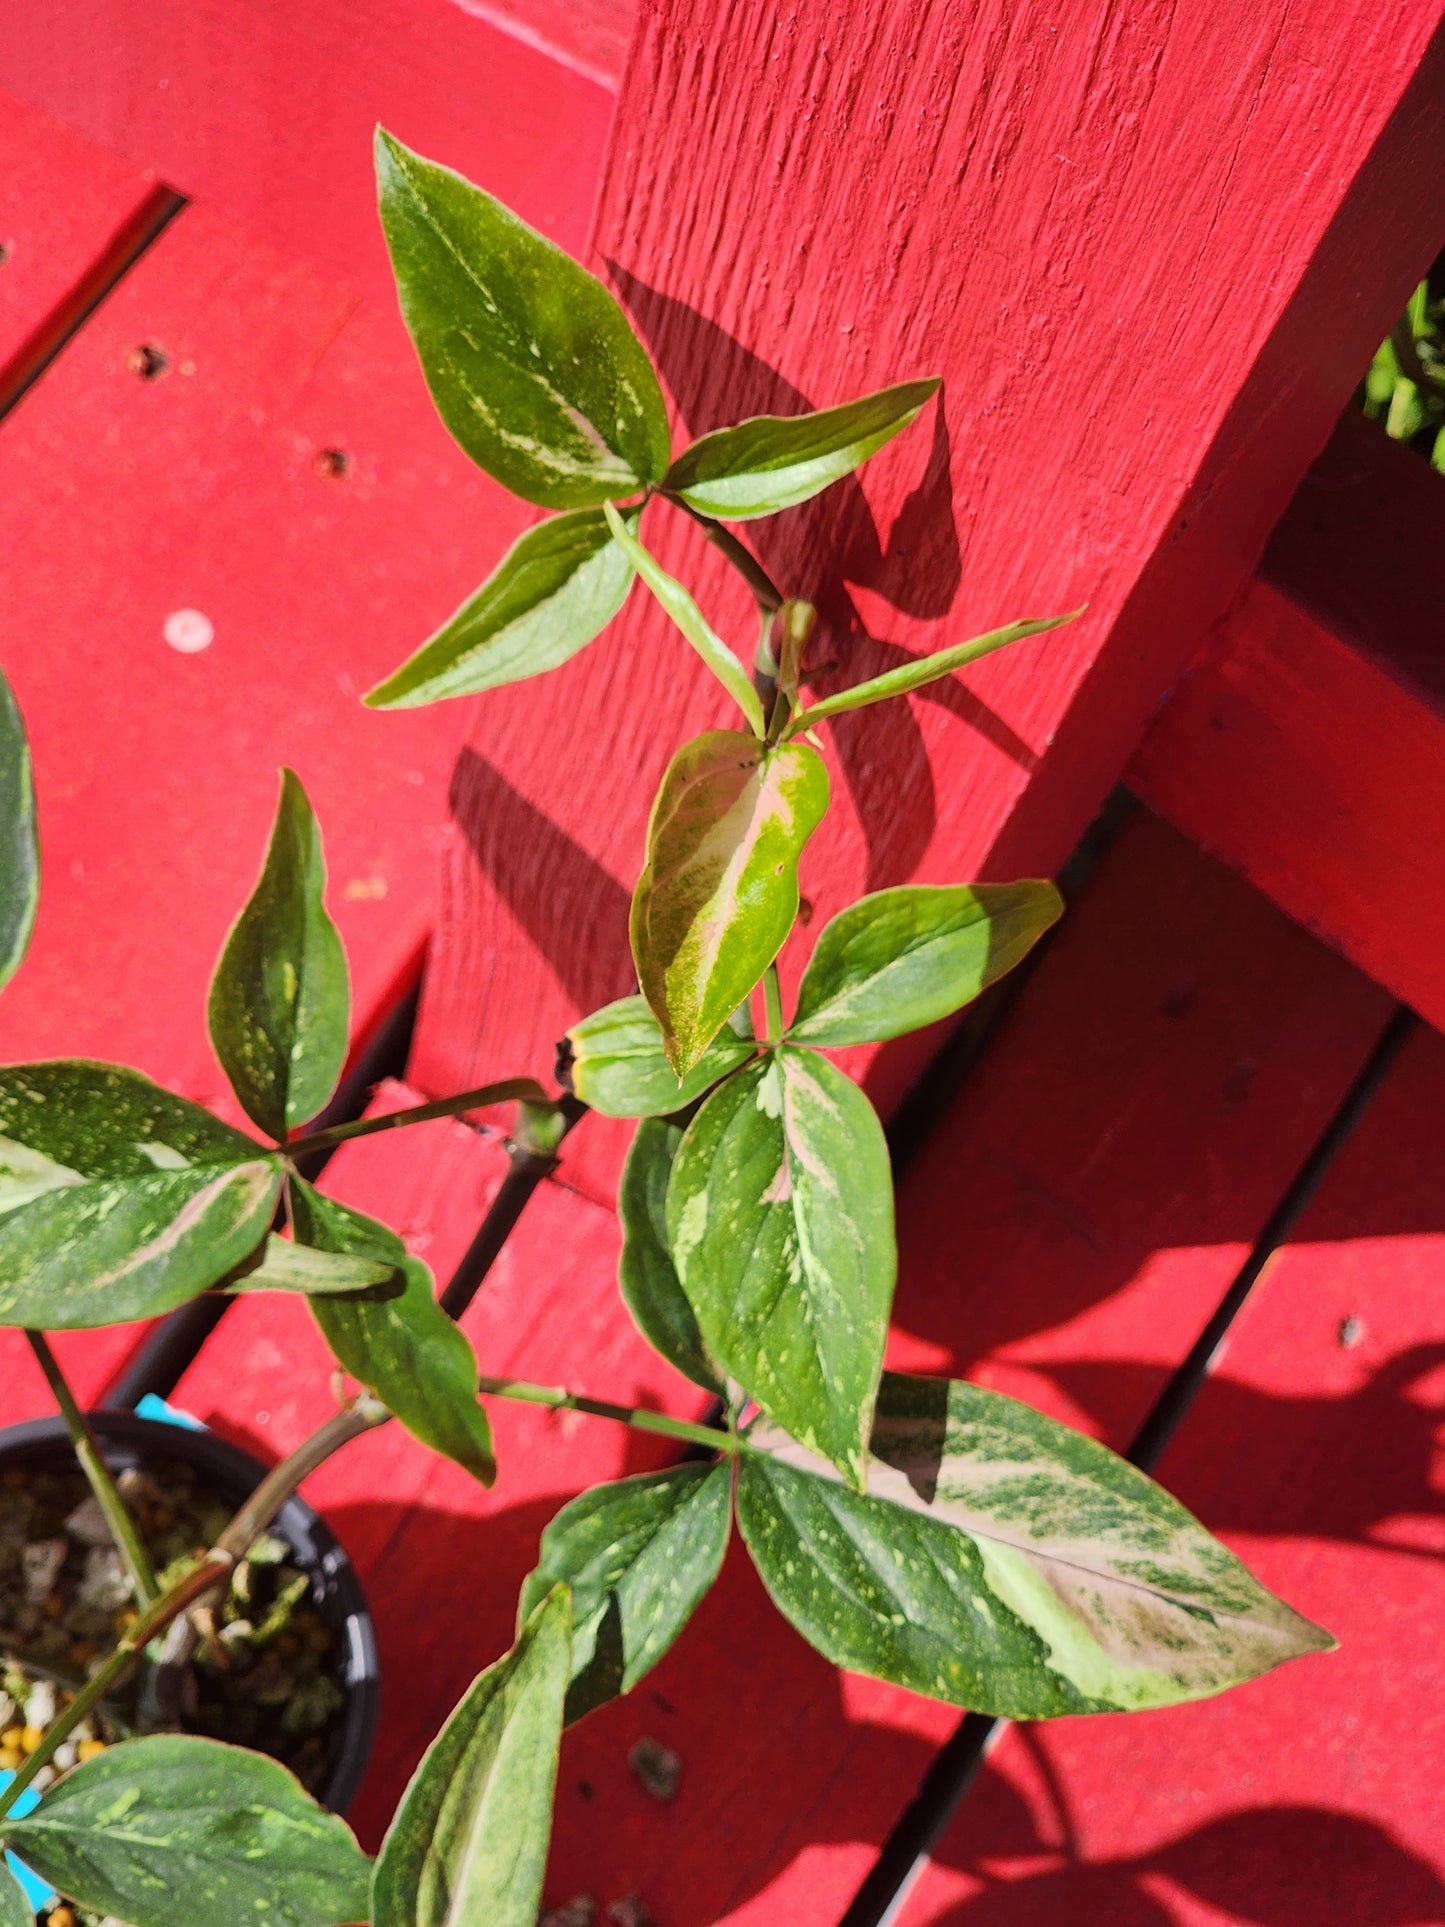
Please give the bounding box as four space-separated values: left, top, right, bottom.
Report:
0 1409 379 1815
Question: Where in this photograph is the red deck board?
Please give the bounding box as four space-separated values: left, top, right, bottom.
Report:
899 1020 1445 1926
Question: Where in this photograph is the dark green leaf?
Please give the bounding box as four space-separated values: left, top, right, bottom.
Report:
1 1734 372 1927
364 507 637 709
0 666 38 994
0 1061 262 1182
565 993 755 1118
668 1048 894 1486
602 507 765 733
208 770 349 1139
294 1180 496 1486
787 612 1078 732
788 881 1063 1046
519 1464 731 1721
632 731 829 1075
376 129 669 507
663 378 940 520
371 1585 571 1927
0 1864 31 1927
737 1373 1335 1717
222 1230 402 1299
618 1115 721 1391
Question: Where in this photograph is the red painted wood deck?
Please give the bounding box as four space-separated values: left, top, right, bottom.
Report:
3 2 1445 1920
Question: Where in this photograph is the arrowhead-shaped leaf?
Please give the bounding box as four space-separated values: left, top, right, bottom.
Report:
222 1230 403 1299
376 129 670 507
208 770 349 1140
0 1735 373 1927
520 1464 731 1722
0 666 38 995
602 506 765 734
788 881 1063 1046
632 731 829 1075
663 378 940 520
738 1373 1335 1717
565 993 755 1118
364 507 637 709
294 1180 496 1486
618 1115 722 1392
668 1048 894 1486
787 612 1077 732
0 1063 279 1328
371 1585 571 1927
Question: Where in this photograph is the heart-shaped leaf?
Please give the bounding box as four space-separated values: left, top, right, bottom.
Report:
222 1230 403 1299
789 881 1063 1045
632 731 829 1075
663 378 940 520
294 1180 496 1486
618 1115 721 1392
668 1048 894 1486
565 993 755 1119
519 1464 731 1722
371 1585 571 1927
208 770 349 1140
787 611 1077 732
365 507 637 709
376 129 670 508
0 1735 372 1927
738 1373 1334 1716
0 666 38 995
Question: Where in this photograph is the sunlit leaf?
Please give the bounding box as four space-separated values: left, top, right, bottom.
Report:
789 881 1063 1045
632 730 828 1075
222 1230 402 1299
668 1048 893 1486
364 508 637 709
565 993 755 1119
371 1586 570 1927
519 1465 730 1721
376 129 670 507
208 770 349 1140
0 666 38 995
738 1373 1335 1716
664 378 940 519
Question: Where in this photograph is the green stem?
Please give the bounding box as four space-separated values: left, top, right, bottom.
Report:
285 1077 548 1159
0 1551 233 1821
669 499 785 615
475 1375 741 1457
24 1331 159 1609
762 965 784 1046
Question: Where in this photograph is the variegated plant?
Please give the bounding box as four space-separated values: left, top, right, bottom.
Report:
0 135 1333 1927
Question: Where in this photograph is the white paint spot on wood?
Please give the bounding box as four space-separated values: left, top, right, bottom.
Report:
163 608 214 654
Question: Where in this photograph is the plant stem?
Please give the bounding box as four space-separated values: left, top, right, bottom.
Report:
669 499 785 615
762 965 784 1046
216 1396 390 1559
285 1076 548 1160
24 1331 159 1609
0 1551 234 1821
475 1375 739 1456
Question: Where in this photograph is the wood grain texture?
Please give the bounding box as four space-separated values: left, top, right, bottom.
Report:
1130 410 1445 1035
0 0 620 302
898 1019 1445 1927
414 0 1445 1180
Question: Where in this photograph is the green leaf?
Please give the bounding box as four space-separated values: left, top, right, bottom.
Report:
786 611 1079 733
376 129 670 508
737 1373 1335 1717
602 505 765 734
364 507 638 709
208 770 350 1140
618 1115 721 1392
371 1585 571 1927
519 1464 731 1722
294 1179 497 1486
0 1734 372 1927
632 731 829 1075
663 378 940 520
0 1864 32 1927
668 1048 894 1486
788 881 1063 1046
0 666 38 995
565 993 755 1119
222 1230 403 1299
0 1064 281 1327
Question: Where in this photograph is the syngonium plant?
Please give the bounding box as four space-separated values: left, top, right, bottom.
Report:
0 132 1332 1927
